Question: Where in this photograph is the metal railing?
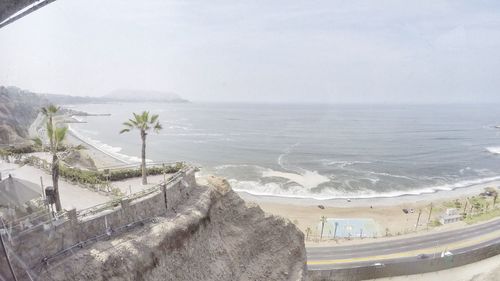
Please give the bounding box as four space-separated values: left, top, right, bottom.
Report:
1 162 195 238
97 161 183 171
76 166 194 219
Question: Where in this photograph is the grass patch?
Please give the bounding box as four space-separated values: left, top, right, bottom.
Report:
429 219 442 227
464 207 500 224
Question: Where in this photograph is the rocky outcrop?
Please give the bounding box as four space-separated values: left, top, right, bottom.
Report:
38 176 306 281
0 86 48 145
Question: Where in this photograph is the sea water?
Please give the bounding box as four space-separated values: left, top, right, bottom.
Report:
67 102 500 200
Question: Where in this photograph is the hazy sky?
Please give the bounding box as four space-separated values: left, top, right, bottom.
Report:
1 0 500 103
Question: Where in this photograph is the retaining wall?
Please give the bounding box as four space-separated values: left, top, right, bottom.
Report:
0 168 197 280
308 242 500 281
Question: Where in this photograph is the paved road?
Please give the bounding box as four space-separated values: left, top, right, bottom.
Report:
307 218 500 270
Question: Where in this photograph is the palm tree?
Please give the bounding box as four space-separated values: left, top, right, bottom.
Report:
120 111 162 185
305 227 312 241
42 105 68 212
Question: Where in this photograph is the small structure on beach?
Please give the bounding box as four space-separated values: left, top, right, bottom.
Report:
439 208 462 224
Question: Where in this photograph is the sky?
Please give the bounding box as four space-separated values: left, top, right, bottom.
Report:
1 0 500 103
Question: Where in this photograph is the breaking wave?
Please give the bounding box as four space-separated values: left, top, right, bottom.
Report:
486 147 500 155
229 174 500 200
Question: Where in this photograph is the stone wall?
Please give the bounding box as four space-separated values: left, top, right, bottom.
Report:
308 242 500 281
0 168 196 280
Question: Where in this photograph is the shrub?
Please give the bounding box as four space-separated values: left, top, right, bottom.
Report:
107 162 184 181
3 145 39 155
22 155 185 191
429 219 442 227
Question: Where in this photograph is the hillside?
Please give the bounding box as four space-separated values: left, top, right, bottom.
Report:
106 89 188 103
0 86 48 145
0 85 188 144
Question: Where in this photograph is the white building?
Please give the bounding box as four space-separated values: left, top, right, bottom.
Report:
439 208 462 224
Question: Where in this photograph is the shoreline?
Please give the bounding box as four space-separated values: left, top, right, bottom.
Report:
53 109 499 208
236 178 500 208
52 107 500 206
65 117 500 206
66 126 129 165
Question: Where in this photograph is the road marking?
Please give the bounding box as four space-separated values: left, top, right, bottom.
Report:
307 229 500 266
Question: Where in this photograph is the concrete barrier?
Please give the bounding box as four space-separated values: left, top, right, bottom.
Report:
308 242 500 281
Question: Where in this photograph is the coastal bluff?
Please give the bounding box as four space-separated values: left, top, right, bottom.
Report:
0 86 48 145
25 173 307 281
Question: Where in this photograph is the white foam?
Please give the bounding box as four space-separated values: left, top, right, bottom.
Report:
262 169 330 190
71 115 85 123
68 125 149 164
167 125 191 131
324 160 371 168
486 147 500 155
215 164 265 171
365 171 414 180
230 174 500 200
277 142 300 171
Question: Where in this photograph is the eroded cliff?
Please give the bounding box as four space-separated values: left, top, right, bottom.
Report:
39 176 306 281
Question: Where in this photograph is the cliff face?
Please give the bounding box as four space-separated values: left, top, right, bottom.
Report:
0 86 48 145
39 176 307 281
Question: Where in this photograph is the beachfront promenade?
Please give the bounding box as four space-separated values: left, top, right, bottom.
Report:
0 160 171 210
1 161 108 210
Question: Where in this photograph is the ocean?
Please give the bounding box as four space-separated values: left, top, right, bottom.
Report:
66 102 500 200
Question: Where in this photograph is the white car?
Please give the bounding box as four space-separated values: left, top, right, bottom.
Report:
441 251 453 258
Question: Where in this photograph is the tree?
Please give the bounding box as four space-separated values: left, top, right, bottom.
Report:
320 216 327 240
120 111 162 185
42 105 68 212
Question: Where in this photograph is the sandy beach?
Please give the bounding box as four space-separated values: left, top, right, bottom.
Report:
65 131 128 169
238 180 500 246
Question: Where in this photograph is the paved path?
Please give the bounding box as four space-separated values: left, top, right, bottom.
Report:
307 218 500 270
1 162 174 210
1 162 108 210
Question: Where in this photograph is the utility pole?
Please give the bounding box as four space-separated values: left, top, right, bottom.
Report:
40 176 44 200
162 163 167 183
333 222 338 239
320 216 327 240
0 218 18 281
427 203 433 229
415 209 422 231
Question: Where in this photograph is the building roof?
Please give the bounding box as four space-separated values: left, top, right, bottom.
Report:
440 214 462 220
0 175 41 207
